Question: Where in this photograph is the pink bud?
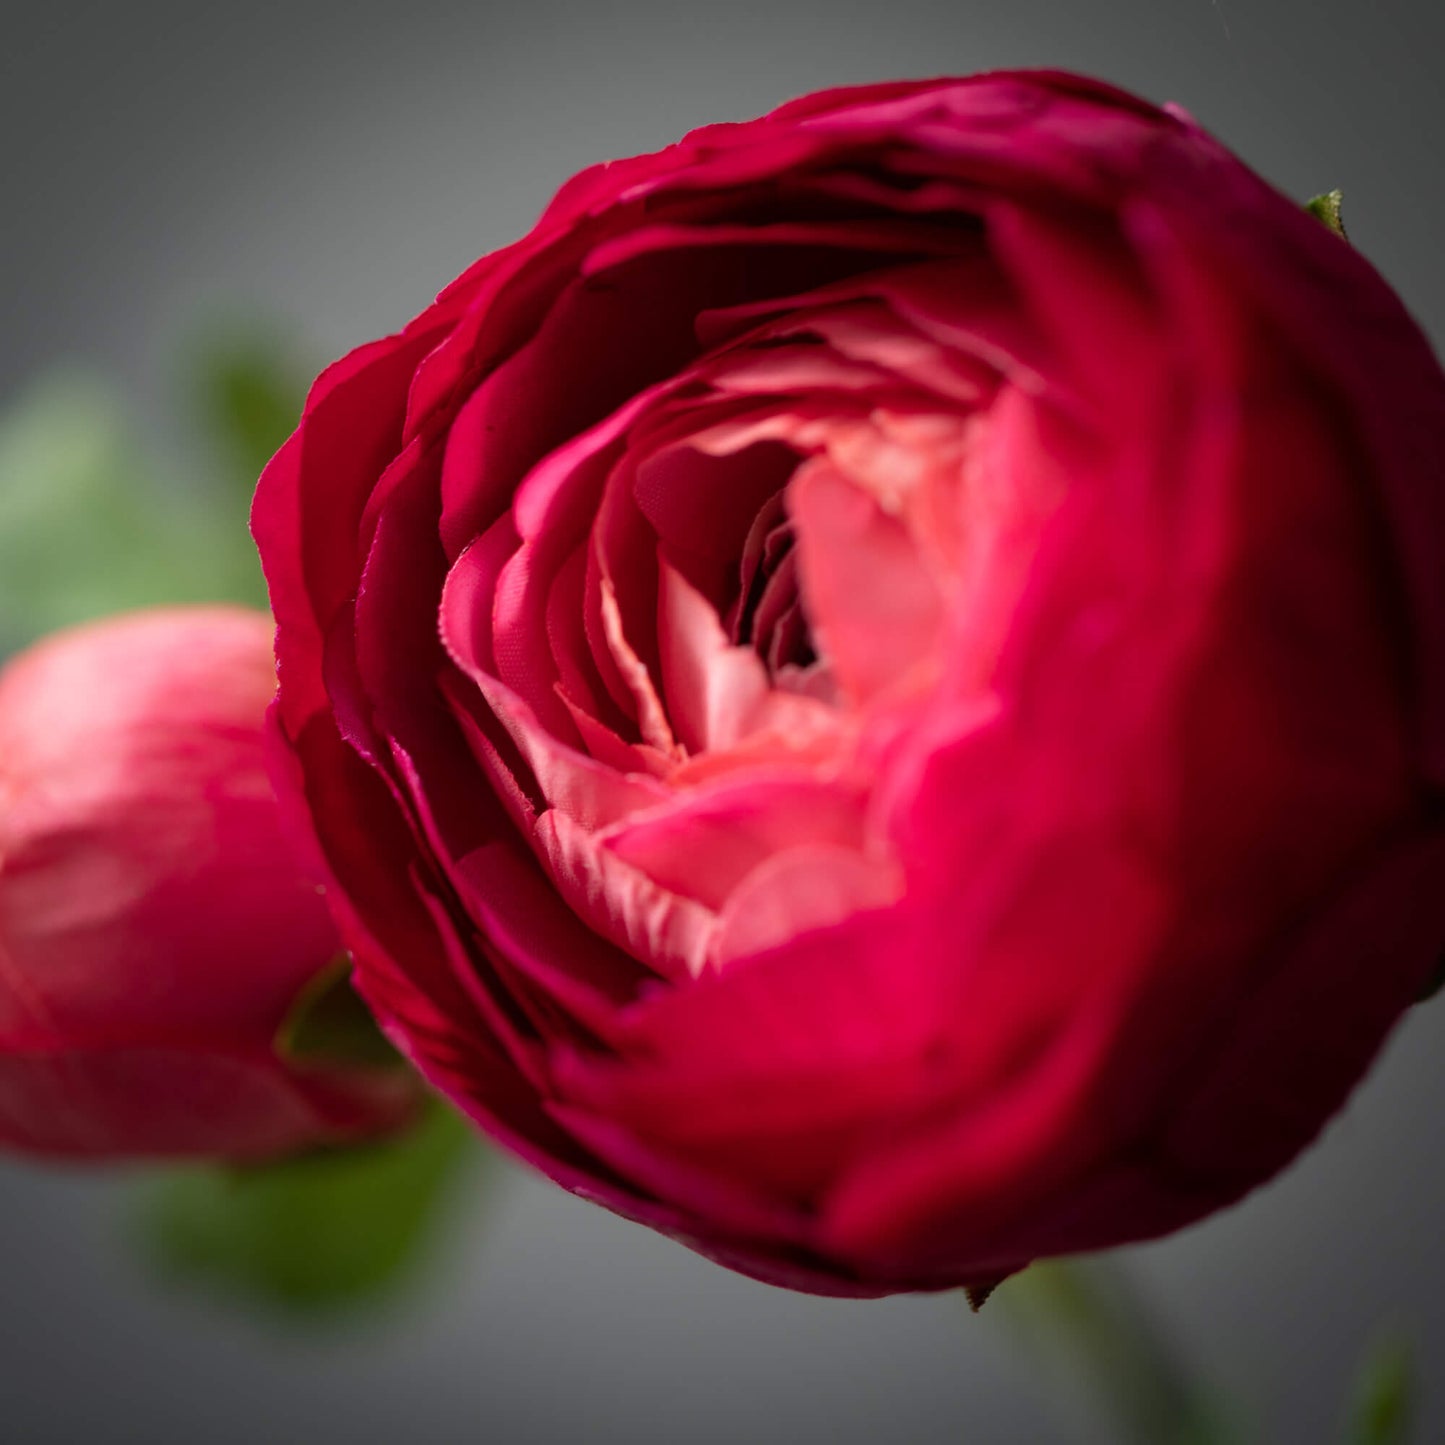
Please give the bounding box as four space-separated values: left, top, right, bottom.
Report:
0 606 415 1159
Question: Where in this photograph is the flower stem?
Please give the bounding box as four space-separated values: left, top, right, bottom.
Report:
992 1257 1237 1445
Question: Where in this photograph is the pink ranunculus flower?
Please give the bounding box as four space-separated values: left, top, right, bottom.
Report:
0 607 416 1159
254 72 1445 1294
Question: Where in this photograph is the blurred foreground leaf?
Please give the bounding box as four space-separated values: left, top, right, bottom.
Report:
1347 1333 1414 1445
0 372 267 655
184 324 308 496
176 321 312 608
136 1098 480 1318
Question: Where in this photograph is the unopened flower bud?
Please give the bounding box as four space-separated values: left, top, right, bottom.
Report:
0 607 415 1159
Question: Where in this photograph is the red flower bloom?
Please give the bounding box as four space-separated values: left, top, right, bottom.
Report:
0 608 415 1159
254 72 1445 1293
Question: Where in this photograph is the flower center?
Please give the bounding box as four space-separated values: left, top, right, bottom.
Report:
728 495 819 683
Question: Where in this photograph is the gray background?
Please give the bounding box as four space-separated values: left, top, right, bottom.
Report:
2 2 1443 1441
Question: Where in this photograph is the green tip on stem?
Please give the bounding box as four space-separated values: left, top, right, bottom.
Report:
1307 189 1349 240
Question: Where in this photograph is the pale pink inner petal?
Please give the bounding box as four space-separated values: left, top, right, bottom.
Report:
597 775 871 911
534 808 713 981
472 668 671 833
655 562 776 756
597 577 680 758
802 303 994 404
429 267 1074 982
558 692 677 780
712 844 906 968
787 459 946 706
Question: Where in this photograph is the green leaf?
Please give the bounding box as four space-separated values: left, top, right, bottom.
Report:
135 1097 481 1318
276 956 403 1070
0 372 267 657
178 323 313 611
1307 189 1350 240
1347 1333 1415 1445
182 322 308 497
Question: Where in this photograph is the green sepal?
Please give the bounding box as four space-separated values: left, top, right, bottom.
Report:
276 955 402 1070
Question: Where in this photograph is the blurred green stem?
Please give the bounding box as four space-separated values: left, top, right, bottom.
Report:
1347 1333 1414 1445
995 1257 1235 1445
